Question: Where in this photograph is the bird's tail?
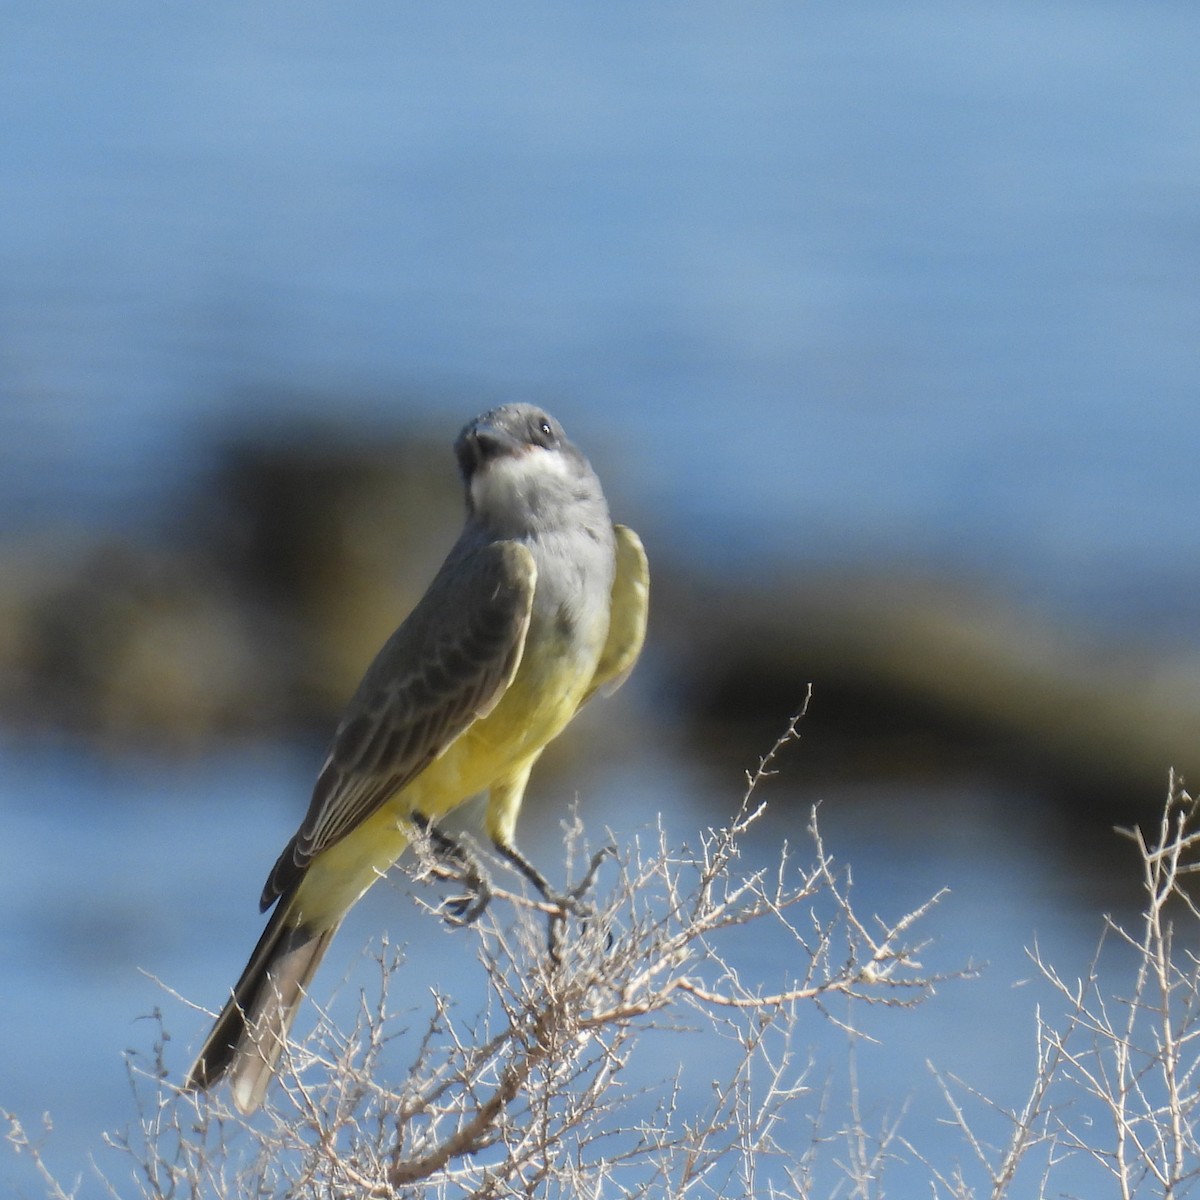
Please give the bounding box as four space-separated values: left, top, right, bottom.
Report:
185 903 341 1115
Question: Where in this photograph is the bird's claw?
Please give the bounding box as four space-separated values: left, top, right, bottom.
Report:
440 867 493 926
543 844 615 963
574 844 615 905
411 815 495 927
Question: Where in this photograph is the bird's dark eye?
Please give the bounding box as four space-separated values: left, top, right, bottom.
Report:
539 420 552 437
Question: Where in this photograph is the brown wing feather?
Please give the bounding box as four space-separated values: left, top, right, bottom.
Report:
260 540 536 909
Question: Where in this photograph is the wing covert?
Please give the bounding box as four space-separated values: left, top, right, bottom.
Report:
261 539 536 908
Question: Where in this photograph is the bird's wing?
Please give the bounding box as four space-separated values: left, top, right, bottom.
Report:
261 540 537 908
582 524 649 705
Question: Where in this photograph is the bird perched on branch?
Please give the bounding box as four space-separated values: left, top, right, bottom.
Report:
185 403 649 1114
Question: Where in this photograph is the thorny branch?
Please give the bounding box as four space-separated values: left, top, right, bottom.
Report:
7 707 958 1198
928 772 1200 1199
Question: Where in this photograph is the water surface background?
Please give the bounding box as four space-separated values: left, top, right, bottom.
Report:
3 2 1199 1194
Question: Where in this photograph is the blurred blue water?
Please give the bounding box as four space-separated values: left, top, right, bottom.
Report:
2 1 1199 630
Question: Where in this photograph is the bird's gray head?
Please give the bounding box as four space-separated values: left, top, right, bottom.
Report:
454 404 608 536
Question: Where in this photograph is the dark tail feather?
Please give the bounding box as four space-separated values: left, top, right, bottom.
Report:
185 905 340 1114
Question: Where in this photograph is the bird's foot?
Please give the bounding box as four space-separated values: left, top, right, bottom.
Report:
496 841 614 962
411 815 495 927
568 844 615 915
440 859 494 927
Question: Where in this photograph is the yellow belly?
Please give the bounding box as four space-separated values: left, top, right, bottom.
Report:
288 627 598 930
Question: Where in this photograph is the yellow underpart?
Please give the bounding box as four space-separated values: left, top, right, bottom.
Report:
287 621 597 932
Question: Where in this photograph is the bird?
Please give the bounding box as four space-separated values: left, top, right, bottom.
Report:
184 403 649 1114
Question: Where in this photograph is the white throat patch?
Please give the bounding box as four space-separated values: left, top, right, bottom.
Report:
470 446 575 525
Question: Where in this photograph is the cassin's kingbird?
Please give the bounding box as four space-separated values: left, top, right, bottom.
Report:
185 404 649 1114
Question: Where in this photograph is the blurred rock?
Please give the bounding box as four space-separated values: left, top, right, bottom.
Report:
4 538 281 747
657 566 1200 814
192 421 461 718
0 421 461 749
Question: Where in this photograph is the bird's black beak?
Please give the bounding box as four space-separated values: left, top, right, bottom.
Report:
455 419 523 478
